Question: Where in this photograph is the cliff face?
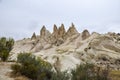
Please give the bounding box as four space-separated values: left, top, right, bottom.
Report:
9 24 120 71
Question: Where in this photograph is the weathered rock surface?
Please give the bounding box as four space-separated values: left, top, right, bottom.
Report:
9 24 120 71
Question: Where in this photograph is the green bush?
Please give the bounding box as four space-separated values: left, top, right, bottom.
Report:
0 49 9 61
50 71 70 80
0 37 14 61
11 63 21 74
11 53 53 80
11 53 111 80
71 63 111 80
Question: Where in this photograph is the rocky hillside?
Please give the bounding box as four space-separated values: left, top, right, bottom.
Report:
9 24 120 71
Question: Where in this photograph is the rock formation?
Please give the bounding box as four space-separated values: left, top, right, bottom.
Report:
82 29 90 40
58 24 66 38
31 32 36 40
9 24 120 71
52 24 58 39
40 26 51 38
66 23 78 37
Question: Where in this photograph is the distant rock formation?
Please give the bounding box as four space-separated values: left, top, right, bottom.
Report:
31 32 36 40
40 26 51 38
9 24 120 71
82 29 90 40
67 23 78 35
52 24 58 39
58 24 66 38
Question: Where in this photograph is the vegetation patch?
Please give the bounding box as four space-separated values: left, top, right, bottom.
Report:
71 63 111 80
11 53 53 80
11 53 117 80
0 37 14 61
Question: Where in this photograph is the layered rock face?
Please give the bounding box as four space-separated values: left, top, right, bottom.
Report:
9 24 120 71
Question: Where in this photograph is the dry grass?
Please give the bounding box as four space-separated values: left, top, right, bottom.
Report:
110 70 120 80
14 76 29 80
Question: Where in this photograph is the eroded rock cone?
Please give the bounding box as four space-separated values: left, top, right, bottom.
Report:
31 32 36 40
82 29 90 40
53 24 59 39
58 24 66 38
51 24 65 46
40 26 51 38
66 23 78 37
40 26 46 37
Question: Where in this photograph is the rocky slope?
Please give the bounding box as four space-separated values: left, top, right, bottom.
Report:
9 24 120 71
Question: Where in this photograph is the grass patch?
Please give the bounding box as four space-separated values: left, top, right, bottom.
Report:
110 70 120 80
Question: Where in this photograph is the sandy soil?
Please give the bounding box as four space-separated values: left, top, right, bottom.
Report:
0 62 14 80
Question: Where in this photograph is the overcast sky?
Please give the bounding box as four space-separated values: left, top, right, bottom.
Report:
0 0 120 40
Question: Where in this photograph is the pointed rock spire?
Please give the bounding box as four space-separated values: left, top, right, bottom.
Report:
53 24 58 33
40 25 51 38
71 23 75 28
40 25 46 37
31 32 36 40
82 29 90 40
58 24 66 38
53 24 59 38
66 23 78 37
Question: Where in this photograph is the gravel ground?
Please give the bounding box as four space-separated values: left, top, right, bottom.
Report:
0 62 14 80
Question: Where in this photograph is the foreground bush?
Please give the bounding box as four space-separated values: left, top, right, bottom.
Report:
71 63 111 80
11 53 112 80
0 37 14 61
11 53 71 80
11 53 53 80
51 71 70 80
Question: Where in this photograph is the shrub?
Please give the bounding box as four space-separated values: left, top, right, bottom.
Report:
0 49 9 61
50 71 70 80
71 63 94 80
0 37 14 61
71 63 111 80
11 53 53 80
11 63 21 74
11 53 111 80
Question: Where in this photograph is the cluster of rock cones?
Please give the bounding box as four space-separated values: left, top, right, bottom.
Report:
31 23 90 46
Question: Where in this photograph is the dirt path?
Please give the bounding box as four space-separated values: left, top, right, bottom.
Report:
0 62 14 80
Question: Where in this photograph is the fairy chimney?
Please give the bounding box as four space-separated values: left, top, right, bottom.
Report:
82 29 90 40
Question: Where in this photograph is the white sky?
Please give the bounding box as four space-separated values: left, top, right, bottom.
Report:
0 0 120 40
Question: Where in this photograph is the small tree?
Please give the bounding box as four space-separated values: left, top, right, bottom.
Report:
11 53 53 80
0 37 14 61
